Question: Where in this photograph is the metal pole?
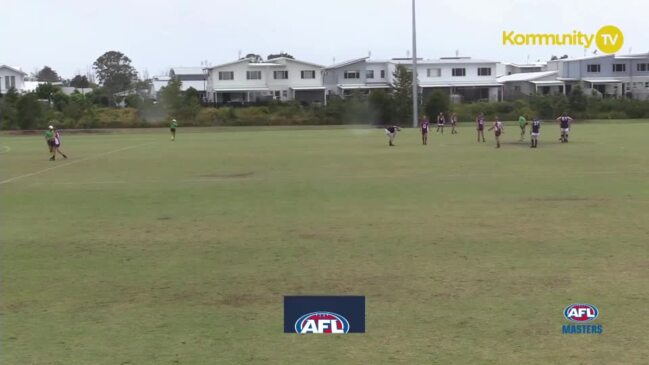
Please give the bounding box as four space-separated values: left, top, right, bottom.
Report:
411 0 419 128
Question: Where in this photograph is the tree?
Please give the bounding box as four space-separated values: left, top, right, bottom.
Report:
244 53 263 62
391 65 413 123
0 88 20 129
368 89 394 124
160 78 183 113
36 66 60 82
70 75 90 88
35 83 61 100
568 85 588 112
16 94 44 129
93 51 138 95
267 52 294 60
424 91 450 120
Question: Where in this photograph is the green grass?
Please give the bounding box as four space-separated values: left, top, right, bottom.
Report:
1 122 648 364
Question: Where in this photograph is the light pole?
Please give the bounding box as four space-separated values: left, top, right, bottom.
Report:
411 0 419 128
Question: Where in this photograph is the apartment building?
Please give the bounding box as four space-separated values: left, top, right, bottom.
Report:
205 57 325 104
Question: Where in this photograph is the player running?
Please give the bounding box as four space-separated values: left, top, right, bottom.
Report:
530 117 541 148
488 116 504 148
476 112 486 142
385 125 401 146
556 112 573 143
170 118 178 141
420 115 430 145
53 128 68 159
44 125 56 161
450 112 458 134
518 115 528 141
436 112 445 134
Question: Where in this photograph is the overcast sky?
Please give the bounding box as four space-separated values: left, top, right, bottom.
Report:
4 0 648 78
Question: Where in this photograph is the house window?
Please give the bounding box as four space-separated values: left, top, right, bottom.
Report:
273 70 289 79
301 70 316 79
587 64 600 73
645 82 649 88
246 71 262 80
514 86 521 92
218 71 234 80
344 70 360 79
4 76 15 89
478 67 492 76
282 90 287 98
637 63 649 72
452 68 466 77
380 70 385 78
366 70 374 79
612 64 626 72
427 68 441 77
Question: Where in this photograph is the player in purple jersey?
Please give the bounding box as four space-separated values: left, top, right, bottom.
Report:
476 112 486 142
420 116 430 145
556 112 573 143
436 112 445 134
450 112 458 134
488 116 505 148
530 118 541 148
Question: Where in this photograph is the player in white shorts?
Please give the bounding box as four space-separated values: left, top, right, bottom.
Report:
556 112 573 143
530 118 541 148
385 125 401 146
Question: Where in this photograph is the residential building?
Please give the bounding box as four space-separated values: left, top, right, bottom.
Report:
205 57 325 105
149 76 172 100
497 62 547 76
323 57 391 96
546 53 649 100
169 67 208 99
497 71 564 99
402 57 502 102
324 56 501 102
0 65 27 94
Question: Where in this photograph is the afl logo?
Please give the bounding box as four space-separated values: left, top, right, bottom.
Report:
294 311 350 334
564 304 599 322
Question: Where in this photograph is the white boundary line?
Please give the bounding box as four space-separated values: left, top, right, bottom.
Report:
0 142 155 185
0 145 11 154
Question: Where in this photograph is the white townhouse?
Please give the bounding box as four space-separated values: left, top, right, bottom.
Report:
496 62 547 77
497 71 564 99
205 57 325 104
404 57 502 102
324 57 502 103
323 57 392 96
0 65 27 94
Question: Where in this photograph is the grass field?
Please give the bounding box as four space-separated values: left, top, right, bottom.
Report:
1 122 648 364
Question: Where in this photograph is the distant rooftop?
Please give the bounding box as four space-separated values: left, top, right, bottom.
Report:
497 71 557 83
170 67 205 75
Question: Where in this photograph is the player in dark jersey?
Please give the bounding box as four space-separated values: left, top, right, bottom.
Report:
385 125 401 146
556 112 573 143
488 117 504 148
476 112 486 142
530 118 541 148
420 116 430 145
450 112 458 134
436 112 445 134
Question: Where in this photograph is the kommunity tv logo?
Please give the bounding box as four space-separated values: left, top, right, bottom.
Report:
502 25 624 54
